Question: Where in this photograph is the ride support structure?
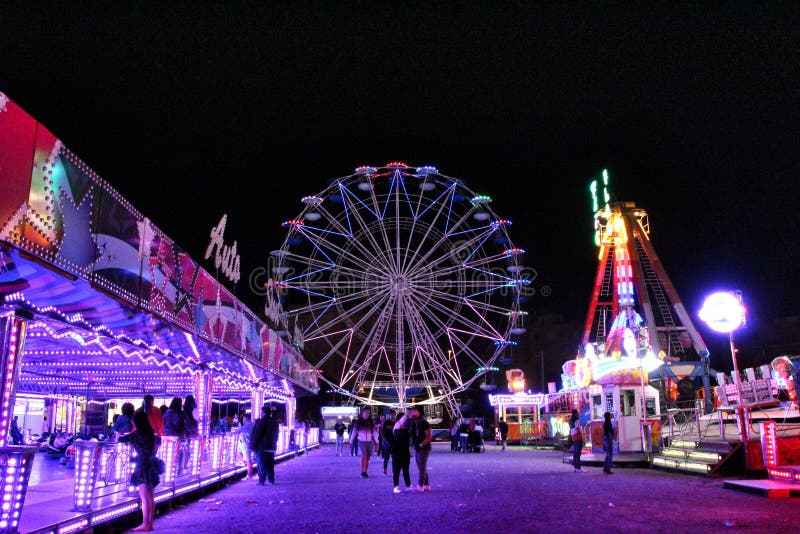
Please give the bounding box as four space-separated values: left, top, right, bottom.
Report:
581 171 713 412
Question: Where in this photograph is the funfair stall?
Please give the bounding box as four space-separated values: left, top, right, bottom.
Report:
320 406 358 443
0 93 319 533
561 334 662 454
489 392 546 444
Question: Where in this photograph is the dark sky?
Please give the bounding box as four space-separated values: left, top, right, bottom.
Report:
3 4 799 377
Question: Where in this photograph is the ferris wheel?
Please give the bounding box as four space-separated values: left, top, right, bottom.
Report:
271 163 527 417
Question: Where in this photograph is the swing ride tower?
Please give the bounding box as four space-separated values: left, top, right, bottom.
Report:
580 170 711 409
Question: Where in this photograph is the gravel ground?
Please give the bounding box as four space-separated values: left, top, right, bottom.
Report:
138 443 800 534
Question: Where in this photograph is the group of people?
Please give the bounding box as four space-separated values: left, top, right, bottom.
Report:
346 406 432 494
112 394 200 441
116 398 281 531
450 416 486 453
570 409 615 474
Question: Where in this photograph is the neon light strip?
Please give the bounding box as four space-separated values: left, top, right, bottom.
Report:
0 318 24 446
57 518 90 534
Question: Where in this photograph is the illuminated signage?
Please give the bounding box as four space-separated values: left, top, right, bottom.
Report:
321 406 359 416
488 392 545 406
204 214 241 284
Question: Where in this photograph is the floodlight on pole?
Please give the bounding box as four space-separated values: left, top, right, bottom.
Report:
699 290 747 441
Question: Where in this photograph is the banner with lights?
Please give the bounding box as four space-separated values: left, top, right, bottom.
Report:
488 392 545 406
0 92 317 393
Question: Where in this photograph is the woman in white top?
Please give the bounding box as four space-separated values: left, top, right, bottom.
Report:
350 407 378 478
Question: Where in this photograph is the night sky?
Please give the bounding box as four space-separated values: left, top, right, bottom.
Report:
3 4 798 381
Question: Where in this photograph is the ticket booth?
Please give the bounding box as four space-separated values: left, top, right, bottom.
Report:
588 384 660 453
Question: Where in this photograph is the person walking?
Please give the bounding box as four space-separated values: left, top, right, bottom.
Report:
409 407 432 492
603 411 615 474
119 410 161 531
350 407 378 478
390 411 413 493
498 417 509 451
250 405 280 485
348 419 359 457
333 418 346 456
570 409 586 473
238 414 255 478
450 419 460 452
380 410 397 475
376 414 386 459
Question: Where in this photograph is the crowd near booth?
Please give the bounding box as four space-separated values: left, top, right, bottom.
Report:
0 93 319 533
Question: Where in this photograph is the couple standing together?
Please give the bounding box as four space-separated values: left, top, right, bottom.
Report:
350 406 432 493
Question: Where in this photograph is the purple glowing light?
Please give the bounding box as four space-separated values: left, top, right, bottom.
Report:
699 291 745 333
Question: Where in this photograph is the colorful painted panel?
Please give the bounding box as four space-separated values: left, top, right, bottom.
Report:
0 95 36 241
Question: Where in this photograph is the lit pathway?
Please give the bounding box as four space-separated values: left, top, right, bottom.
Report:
142 443 800 533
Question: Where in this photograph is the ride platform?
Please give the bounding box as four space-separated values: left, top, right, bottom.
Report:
561 452 649 468
724 478 800 498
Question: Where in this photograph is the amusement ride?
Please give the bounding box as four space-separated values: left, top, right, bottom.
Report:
270 163 527 418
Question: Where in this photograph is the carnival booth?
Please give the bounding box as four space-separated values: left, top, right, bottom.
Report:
489 391 546 444
488 369 550 445
320 406 358 443
561 320 663 455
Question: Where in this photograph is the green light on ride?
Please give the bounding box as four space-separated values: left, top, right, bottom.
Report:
470 195 492 206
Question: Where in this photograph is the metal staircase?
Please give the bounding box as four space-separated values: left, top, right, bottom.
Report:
635 239 685 358
652 439 743 476
593 247 615 342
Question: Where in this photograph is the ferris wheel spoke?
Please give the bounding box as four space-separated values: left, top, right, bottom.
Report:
393 172 403 273
462 252 520 271
340 293 397 381
402 297 466 383
403 301 462 381
306 330 354 370
408 287 507 339
339 182 381 221
295 204 386 269
296 226 377 273
397 176 435 272
299 289 390 341
300 289 386 339
275 252 335 273
364 181 397 261
406 270 515 289
435 196 479 238
338 183 396 268
446 328 497 371
400 184 456 275
406 224 496 279
313 202 356 238
405 299 477 383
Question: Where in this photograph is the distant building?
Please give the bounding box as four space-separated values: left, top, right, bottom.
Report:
513 312 582 391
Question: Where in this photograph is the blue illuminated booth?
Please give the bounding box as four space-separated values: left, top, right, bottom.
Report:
0 93 319 533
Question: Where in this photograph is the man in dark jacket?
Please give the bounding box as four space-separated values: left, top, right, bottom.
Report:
250 405 280 485
498 418 509 451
